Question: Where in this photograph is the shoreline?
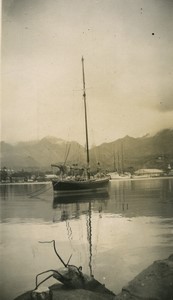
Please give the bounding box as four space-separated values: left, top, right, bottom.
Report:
0 176 173 186
0 181 51 186
110 176 173 181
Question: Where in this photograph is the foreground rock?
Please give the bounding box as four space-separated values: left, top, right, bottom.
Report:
14 254 173 300
116 254 173 300
14 284 115 300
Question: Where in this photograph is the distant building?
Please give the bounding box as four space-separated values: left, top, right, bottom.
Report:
134 169 164 177
11 176 27 183
45 174 58 180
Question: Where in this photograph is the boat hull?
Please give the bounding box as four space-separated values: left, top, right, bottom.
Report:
108 172 131 180
52 177 110 195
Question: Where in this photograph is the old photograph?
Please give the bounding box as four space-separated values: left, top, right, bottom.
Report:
1 1 173 299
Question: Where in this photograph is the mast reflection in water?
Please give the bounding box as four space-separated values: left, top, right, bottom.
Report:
0 178 173 300
53 192 110 277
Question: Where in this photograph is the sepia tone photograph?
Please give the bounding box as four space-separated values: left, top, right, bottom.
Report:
1 1 173 299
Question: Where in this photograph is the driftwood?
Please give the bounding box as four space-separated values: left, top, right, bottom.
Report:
34 240 115 297
14 243 173 300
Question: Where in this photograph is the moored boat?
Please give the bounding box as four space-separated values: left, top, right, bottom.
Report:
52 176 110 194
52 57 110 194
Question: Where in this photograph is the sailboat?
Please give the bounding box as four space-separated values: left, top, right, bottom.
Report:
107 145 131 180
52 57 110 194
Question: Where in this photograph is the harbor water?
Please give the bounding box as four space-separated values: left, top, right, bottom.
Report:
0 178 173 300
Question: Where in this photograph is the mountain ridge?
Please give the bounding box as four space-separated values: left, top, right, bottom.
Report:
1 129 173 171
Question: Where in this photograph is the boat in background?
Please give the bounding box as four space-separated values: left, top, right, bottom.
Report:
108 142 131 180
108 171 131 180
131 174 150 179
52 57 110 194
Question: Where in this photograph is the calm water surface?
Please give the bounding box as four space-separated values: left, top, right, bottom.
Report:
0 178 173 300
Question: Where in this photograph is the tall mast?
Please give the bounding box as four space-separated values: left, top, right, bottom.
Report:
81 57 90 176
113 151 116 172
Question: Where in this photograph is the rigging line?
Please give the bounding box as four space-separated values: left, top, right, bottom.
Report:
65 220 75 252
64 143 71 166
66 220 73 240
61 203 75 253
27 186 45 196
63 142 69 165
76 143 82 165
29 186 52 198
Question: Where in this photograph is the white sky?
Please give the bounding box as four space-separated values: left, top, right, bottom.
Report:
1 0 173 146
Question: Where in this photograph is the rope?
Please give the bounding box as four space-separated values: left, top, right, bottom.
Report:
28 183 52 198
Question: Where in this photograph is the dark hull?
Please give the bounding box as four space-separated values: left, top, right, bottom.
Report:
52 177 110 195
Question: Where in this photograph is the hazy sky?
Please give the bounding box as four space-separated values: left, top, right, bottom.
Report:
1 0 173 146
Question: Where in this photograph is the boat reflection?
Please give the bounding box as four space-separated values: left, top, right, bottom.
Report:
52 191 109 222
53 190 109 205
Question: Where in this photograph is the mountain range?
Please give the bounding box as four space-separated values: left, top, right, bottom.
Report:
1 129 173 172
